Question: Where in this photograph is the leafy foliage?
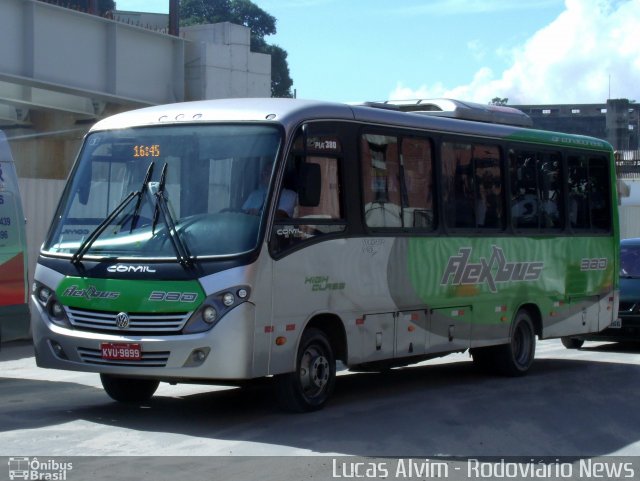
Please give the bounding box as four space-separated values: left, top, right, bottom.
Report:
490 97 509 106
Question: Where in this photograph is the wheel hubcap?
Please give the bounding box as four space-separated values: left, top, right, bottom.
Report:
299 346 330 397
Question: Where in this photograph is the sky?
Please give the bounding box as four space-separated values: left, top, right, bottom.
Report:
115 0 639 105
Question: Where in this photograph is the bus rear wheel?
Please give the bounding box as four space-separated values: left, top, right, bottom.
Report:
473 309 536 376
275 328 336 412
100 374 159 403
496 309 536 376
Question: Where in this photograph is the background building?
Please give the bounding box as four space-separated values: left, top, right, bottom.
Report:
513 98 639 151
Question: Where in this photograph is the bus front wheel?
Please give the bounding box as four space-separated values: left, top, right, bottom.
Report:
275 328 336 412
100 374 159 403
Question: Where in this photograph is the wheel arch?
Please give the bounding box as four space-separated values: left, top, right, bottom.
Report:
516 302 542 338
304 313 348 363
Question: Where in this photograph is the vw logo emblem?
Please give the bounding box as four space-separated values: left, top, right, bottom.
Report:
115 312 130 329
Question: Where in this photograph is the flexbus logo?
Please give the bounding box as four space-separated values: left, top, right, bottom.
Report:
62 285 120 300
440 246 544 293
8 457 73 480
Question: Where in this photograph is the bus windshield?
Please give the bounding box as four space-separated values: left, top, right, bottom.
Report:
43 124 281 259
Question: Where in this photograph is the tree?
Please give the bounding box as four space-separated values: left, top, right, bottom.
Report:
489 97 509 106
39 0 115 16
180 0 293 97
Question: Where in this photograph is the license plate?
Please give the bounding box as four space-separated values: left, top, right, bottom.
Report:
609 318 622 329
101 343 142 360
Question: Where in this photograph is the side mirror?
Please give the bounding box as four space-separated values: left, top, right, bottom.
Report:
298 163 321 207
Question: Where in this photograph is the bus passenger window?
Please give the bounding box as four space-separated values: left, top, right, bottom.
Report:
588 156 611 231
567 155 589 229
509 149 563 231
361 133 435 231
361 134 402 228
567 154 610 231
400 137 435 229
473 145 503 229
442 141 502 230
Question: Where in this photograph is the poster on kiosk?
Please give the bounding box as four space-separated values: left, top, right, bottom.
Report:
0 130 30 343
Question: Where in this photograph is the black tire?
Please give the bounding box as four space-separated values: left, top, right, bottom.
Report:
561 337 585 349
100 374 159 403
493 309 536 376
275 328 336 412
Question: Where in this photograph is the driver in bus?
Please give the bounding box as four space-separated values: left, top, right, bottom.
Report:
243 163 297 217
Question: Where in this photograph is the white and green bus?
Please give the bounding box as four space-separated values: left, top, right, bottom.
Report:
32 98 619 411
0 130 29 343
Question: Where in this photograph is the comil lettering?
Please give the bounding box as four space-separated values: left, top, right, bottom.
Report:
107 264 157 273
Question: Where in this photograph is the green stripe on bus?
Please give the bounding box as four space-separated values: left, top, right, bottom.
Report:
56 277 205 312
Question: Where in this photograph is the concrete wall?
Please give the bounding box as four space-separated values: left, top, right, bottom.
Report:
183 23 271 100
0 0 185 106
619 205 640 240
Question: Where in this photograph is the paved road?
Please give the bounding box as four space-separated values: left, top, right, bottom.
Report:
2 338 640 460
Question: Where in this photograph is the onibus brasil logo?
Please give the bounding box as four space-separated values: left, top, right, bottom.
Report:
440 245 544 293
8 457 73 480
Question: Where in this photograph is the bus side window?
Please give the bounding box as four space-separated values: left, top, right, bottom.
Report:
568 154 611 231
270 124 346 255
510 150 540 229
442 141 502 230
567 155 589 229
510 149 563 231
589 155 611 231
400 137 435 230
442 141 474 229
361 134 402 228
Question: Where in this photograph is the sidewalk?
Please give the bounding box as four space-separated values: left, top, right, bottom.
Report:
0 340 34 363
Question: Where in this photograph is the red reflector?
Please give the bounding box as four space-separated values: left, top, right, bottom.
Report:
411 313 419 321
264 326 274 333
356 318 364 325
286 324 296 331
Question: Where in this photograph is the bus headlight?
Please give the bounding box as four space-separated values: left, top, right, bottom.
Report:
202 306 217 324
182 285 251 334
37 285 52 304
222 292 235 307
32 281 71 328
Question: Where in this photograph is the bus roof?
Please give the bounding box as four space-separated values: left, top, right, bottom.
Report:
90 98 613 152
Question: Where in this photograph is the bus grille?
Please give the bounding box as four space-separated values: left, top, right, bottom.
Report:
77 347 170 367
65 306 192 334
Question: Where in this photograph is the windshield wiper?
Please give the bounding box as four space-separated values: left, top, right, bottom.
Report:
152 162 193 268
71 161 154 265
129 162 155 232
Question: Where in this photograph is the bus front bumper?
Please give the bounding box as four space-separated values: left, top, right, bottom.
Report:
31 299 258 381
